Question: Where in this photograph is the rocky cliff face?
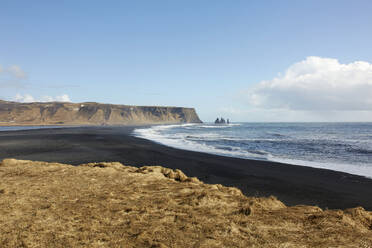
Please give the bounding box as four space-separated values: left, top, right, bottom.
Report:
0 100 202 125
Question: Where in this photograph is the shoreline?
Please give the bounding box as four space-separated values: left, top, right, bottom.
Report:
1 126 372 210
133 124 372 179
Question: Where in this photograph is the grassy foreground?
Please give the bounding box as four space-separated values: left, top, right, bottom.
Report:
0 159 371 248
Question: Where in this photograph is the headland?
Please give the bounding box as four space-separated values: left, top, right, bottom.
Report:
0 100 202 126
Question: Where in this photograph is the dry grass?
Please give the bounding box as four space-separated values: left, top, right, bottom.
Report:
0 159 371 248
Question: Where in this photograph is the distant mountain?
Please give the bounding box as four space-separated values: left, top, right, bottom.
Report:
0 100 202 126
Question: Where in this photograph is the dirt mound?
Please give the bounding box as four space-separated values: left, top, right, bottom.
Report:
0 159 371 247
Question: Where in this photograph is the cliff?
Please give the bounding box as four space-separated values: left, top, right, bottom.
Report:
0 159 371 247
0 100 202 125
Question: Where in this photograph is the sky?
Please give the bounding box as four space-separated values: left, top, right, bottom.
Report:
1 0 372 122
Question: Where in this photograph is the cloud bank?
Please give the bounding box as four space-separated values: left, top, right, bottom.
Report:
247 57 372 111
14 94 71 103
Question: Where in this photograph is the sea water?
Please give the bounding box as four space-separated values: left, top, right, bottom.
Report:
134 123 372 178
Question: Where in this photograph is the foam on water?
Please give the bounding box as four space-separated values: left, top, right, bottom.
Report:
134 125 268 160
133 122 372 178
269 156 372 178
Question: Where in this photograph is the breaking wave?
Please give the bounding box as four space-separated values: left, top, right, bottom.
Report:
133 122 372 178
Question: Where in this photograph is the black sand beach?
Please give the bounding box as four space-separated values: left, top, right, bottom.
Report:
1 126 372 210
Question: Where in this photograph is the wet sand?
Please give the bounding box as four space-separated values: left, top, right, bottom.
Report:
1 126 372 210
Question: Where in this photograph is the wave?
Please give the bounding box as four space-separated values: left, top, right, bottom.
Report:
346 147 372 155
266 132 286 137
200 123 242 128
269 156 372 178
185 134 224 140
200 125 232 129
133 124 372 179
247 150 269 155
133 126 269 160
151 123 197 130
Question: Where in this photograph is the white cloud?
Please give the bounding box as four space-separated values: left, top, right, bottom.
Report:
14 94 71 103
6 65 27 79
55 94 71 102
247 56 372 111
40 95 54 102
15 93 35 103
0 65 3 73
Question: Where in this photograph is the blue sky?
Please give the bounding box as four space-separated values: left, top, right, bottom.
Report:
1 0 372 121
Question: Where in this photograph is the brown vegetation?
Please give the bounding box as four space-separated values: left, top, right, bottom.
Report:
0 159 371 247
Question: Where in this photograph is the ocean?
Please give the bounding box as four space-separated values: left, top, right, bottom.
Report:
133 122 372 178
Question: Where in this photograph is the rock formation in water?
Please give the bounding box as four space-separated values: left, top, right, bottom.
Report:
0 100 202 125
215 117 227 124
0 159 371 247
